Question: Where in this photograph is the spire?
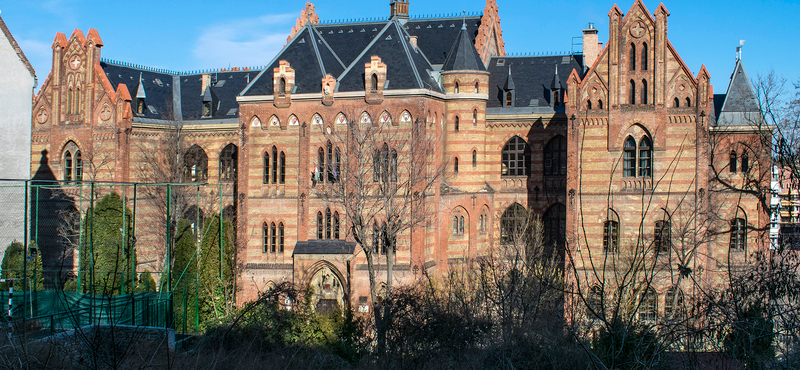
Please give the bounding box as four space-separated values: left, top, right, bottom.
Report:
717 56 763 126
550 64 562 90
135 72 146 99
503 65 514 90
441 16 486 72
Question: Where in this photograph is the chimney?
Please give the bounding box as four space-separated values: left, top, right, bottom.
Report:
390 0 409 19
582 23 599 72
409 35 418 48
201 73 211 93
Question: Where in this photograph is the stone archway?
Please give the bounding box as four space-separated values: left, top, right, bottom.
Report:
309 263 346 314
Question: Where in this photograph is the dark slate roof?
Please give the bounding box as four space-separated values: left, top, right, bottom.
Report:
293 240 357 255
179 70 260 119
441 22 485 72
716 59 763 126
101 62 175 120
486 55 583 109
404 16 482 65
336 20 442 93
315 22 385 67
241 25 346 97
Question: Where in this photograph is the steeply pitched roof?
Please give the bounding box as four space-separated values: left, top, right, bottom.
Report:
404 16 482 65
716 59 763 126
0 14 35 78
101 61 175 120
336 20 442 93
241 25 346 97
180 70 260 119
486 55 583 109
441 22 485 72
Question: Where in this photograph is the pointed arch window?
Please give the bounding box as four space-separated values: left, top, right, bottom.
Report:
641 79 648 105
454 157 459 174
64 151 73 181
278 222 285 252
459 216 465 235
390 149 397 182
604 209 620 253
270 222 277 253
333 212 340 240
731 217 746 250
629 43 636 71
317 212 324 239
639 137 652 177
263 223 269 253
501 203 527 244
279 78 286 95
587 100 592 110
623 137 637 177
219 144 237 181
279 151 286 184
474 82 479 93
325 208 332 239
654 219 671 252
629 80 636 105
62 142 82 182
263 151 270 184
729 151 738 173
472 150 477 167
318 207 339 240
598 99 603 110
271 146 278 184
371 73 379 92
454 82 459 94
75 151 82 181
685 97 691 107
505 91 513 107
184 145 208 182
501 136 530 176
741 151 749 173
640 288 657 321
473 109 477 126
674 97 680 108
452 216 459 235
543 203 566 250
454 115 459 133
665 287 685 318
641 42 648 70
544 135 567 176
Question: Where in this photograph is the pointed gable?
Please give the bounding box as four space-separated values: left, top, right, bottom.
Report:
441 23 486 72
717 59 762 126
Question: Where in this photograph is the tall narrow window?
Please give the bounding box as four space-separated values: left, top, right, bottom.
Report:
674 97 680 107
326 141 334 183
587 100 592 110
371 73 378 92
544 135 567 176
334 147 341 182
263 152 270 184
381 222 388 254
623 137 636 177
604 210 620 253
729 151 738 173
665 287 684 318
553 91 559 106
219 144 237 181
473 109 477 126
500 203 527 244
64 151 73 181
373 150 380 182
505 91 513 107
270 222 277 253
642 79 648 105
686 97 691 107
598 100 603 110
325 208 332 239
279 151 286 184
630 80 636 105
381 143 389 183
654 220 671 252
67 89 74 115
641 43 648 70
75 151 82 181
454 82 459 94
271 146 278 184
279 78 286 94
630 43 636 71
137 99 144 115
184 145 208 182
731 218 746 250
639 137 652 177
454 116 459 132
263 223 269 253
454 157 459 174
741 152 749 173
317 212 324 239
453 216 459 235
278 223 285 252
459 216 465 234
373 223 380 254
472 150 477 167
390 149 397 182
474 82 479 93
317 147 325 184
333 212 340 239
640 289 657 321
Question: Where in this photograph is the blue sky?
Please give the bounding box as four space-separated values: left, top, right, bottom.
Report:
2 0 797 91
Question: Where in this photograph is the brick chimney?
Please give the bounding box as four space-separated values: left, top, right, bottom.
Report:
390 0 409 19
582 23 599 72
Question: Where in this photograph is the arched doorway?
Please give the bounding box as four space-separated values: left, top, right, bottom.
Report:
309 264 346 314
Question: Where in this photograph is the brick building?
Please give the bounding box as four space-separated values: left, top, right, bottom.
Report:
29 0 768 311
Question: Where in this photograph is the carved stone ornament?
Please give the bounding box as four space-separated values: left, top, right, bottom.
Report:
99 105 112 121
69 55 82 70
630 21 646 38
36 108 48 124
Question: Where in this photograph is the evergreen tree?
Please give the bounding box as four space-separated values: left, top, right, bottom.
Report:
79 192 136 295
172 218 200 331
0 241 43 291
135 269 157 293
197 214 235 328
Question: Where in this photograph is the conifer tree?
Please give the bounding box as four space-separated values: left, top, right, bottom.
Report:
197 214 235 327
172 218 199 331
0 241 43 291
79 192 136 295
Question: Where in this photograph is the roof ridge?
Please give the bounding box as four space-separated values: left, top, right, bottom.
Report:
100 58 264 76
306 27 327 78
393 21 425 89
309 24 346 71
334 20 394 92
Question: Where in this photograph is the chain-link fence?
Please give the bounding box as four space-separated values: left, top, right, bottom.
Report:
0 179 236 335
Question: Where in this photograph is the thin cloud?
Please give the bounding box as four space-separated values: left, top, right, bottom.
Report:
193 13 296 69
17 39 53 80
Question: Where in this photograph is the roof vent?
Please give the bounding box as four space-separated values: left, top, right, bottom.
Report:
298 38 306 44
386 35 392 40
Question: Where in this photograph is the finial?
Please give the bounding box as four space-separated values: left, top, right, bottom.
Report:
462 10 467 30
736 40 745 61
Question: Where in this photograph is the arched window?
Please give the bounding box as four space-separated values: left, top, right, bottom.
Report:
623 137 636 177
454 157 459 174
587 100 592 110
501 203 527 244
665 287 684 318
279 78 286 95
589 285 603 315
674 97 680 108
219 144 237 181
639 137 652 178
271 146 278 184
731 217 746 250
391 149 397 182
184 145 208 182
654 219 671 252
459 216 465 234
729 151 738 173
270 222 277 253
137 99 144 115
278 222 285 252
544 135 567 176
454 116 459 132
501 136 530 176
553 91 560 106
543 203 566 250
263 151 270 184
640 288 657 321
641 79 648 105
371 73 379 92
326 141 334 182
629 43 636 71
317 147 325 184
325 208 332 239
604 209 620 253
641 42 648 70
685 97 691 107
454 82 459 94
598 99 603 110
629 80 636 105
474 82 479 93
381 143 390 182
333 212 340 239
317 212 324 239
64 151 73 181
452 216 459 235
268 222 269 253
472 150 477 167
67 88 74 115
741 151 749 173
279 151 286 184
473 109 477 125
373 150 380 182
373 223 380 254
381 221 389 255
505 91 513 107
74 151 83 181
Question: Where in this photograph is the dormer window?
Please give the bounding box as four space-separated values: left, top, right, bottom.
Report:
553 91 560 106
279 78 286 95
203 101 212 118
505 91 513 107
137 99 144 115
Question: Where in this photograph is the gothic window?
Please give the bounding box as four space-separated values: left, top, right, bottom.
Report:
674 97 680 108
553 91 560 106
505 91 513 107
327 141 334 182
453 216 459 235
598 99 603 110
62 141 82 182
604 210 620 253
741 151 749 173
629 43 636 71
219 144 237 181
279 151 286 184
454 115 459 132
317 147 325 184
371 73 378 92
641 79 648 105
137 99 144 115
373 223 380 254
381 143 389 182
270 222 277 253
459 216 465 235
472 150 477 167
731 217 746 250
640 288 657 321
381 221 389 255
587 100 592 110
325 208 332 239
373 150 380 182
474 82 479 93
64 151 73 181
454 82 459 94
333 212 340 239
271 146 278 184
544 135 567 176
589 285 603 314
473 109 477 126
454 157 459 174
685 97 691 107
67 88 74 115
729 151 738 173
279 222 285 252
654 219 671 252
665 287 684 318
184 145 208 182
390 149 398 182
335 147 342 181
319 207 339 240
639 137 652 178
543 203 566 250
501 136 530 176
263 151 270 184
623 137 637 177
317 212 324 239
629 80 636 105
641 42 648 70
279 77 286 95
501 203 527 244
263 223 269 253
75 151 83 181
